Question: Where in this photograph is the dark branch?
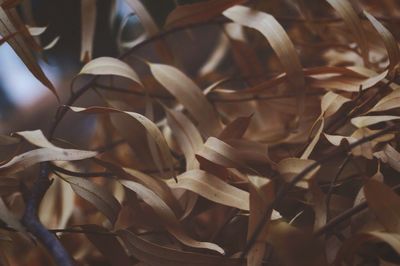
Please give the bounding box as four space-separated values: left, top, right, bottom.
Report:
21 165 73 266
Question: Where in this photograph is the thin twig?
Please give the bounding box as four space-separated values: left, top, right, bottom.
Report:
316 183 400 237
326 155 351 221
50 164 114 178
242 123 400 259
95 83 324 103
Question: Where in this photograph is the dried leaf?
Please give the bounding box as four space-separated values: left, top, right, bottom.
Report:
68 106 174 179
124 0 158 36
27 26 47 36
165 0 245 28
118 230 239 266
277 158 320 188
79 57 142 86
364 11 400 70
43 36 60 50
80 0 97 62
374 144 400 172
120 179 224 254
326 0 369 65
223 5 306 124
0 135 19 145
39 174 74 229
247 176 275 266
62 175 121 225
149 63 222 137
369 89 400 113
168 169 249 210
219 114 252 140
81 224 131 266
351 115 400 128
0 148 97 176
14 129 57 149
325 128 394 159
0 6 58 100
0 197 24 231
196 136 253 172
165 108 203 170
364 179 400 233
0 177 19 196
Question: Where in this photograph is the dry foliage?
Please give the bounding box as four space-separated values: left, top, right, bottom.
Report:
1 0 400 265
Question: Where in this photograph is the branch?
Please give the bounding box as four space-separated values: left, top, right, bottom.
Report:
50 164 114 178
316 183 400 236
21 165 73 266
95 82 324 103
325 155 351 220
241 123 400 258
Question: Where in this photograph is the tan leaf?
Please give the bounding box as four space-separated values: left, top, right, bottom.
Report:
62 175 121 225
39 175 74 229
326 0 369 65
247 176 275 266
364 179 400 233
149 63 222 137
369 89 400 113
14 129 57 149
0 148 97 176
351 115 400 128
277 158 320 188
81 224 131 266
79 57 142 86
364 11 400 70
223 5 306 124
196 136 253 172
165 108 203 170
168 169 249 210
27 26 47 36
219 114 252 140
374 144 400 172
120 179 224 254
325 128 394 159
124 0 158 36
68 106 174 179
118 230 239 265
0 135 19 145
0 177 19 196
165 0 245 28
80 0 96 62
0 6 58 100
0 197 24 231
